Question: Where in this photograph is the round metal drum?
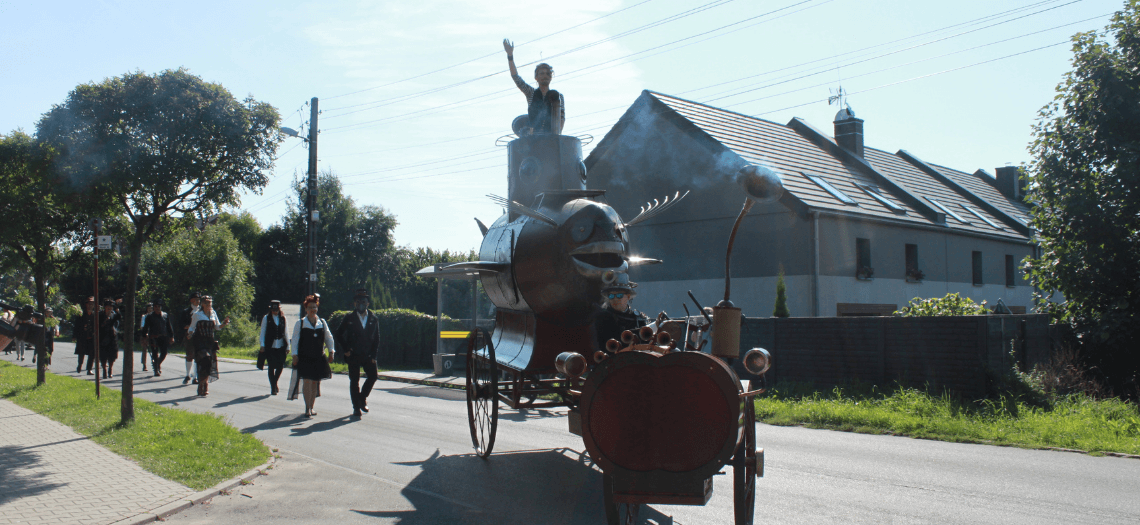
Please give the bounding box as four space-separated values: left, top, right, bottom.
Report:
580 351 743 480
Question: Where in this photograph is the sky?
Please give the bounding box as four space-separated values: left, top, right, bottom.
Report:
1 0 1121 254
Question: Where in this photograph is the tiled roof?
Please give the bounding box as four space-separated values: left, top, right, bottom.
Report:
929 163 1033 228
645 91 1029 241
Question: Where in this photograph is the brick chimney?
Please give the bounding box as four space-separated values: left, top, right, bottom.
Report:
833 106 864 157
994 166 1026 201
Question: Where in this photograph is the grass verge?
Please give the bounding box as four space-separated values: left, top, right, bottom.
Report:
755 382 1140 455
0 360 269 490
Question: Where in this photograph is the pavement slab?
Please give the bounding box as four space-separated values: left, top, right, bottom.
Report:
0 399 194 525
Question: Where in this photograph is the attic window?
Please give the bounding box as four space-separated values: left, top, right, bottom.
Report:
855 183 905 213
805 174 857 205
926 197 969 224
960 204 1002 230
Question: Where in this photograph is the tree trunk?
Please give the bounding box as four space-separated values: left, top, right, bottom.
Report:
120 233 143 424
34 255 47 386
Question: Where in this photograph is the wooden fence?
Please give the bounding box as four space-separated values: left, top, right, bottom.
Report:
739 314 1054 398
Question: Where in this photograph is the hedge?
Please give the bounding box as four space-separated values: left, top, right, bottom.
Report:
327 308 468 368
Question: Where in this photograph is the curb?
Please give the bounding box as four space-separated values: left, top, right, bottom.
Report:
108 454 276 524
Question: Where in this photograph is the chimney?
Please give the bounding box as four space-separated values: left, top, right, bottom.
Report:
833 106 864 158
994 166 1026 201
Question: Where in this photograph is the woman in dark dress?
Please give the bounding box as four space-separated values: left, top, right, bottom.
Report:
98 300 121 379
258 300 290 395
289 295 335 417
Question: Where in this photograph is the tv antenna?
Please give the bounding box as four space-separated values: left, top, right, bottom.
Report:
828 86 849 110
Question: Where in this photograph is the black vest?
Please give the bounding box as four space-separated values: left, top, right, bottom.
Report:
298 321 326 359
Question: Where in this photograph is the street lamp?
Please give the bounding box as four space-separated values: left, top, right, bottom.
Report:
281 99 320 299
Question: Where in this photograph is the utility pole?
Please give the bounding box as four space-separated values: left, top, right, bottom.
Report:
92 219 103 399
307 97 319 298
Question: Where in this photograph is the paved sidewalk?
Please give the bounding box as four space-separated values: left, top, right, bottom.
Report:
0 399 194 525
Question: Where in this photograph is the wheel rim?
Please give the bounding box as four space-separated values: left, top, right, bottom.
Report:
734 380 758 525
466 330 497 458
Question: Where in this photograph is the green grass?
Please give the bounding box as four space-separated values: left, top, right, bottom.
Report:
755 382 1140 455
0 361 270 490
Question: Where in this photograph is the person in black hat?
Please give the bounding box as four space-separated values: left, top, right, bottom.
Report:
335 289 382 418
180 292 201 385
143 299 174 376
591 272 649 355
98 299 121 379
258 300 289 395
188 295 229 396
137 302 153 371
73 297 97 374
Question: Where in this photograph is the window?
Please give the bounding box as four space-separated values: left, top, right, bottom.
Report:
906 243 918 271
856 183 906 213
960 204 1002 230
857 238 872 278
972 251 983 285
1005 255 1016 287
806 173 858 205
926 197 969 224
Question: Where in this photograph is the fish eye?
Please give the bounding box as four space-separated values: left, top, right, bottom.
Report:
571 218 594 243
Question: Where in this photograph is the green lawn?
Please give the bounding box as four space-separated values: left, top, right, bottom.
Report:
0 361 270 490
755 382 1140 455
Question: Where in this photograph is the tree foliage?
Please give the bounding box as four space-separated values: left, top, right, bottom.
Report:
894 293 988 317
37 68 280 421
1026 2 1140 394
772 264 789 318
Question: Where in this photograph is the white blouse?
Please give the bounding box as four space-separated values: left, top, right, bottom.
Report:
289 317 335 357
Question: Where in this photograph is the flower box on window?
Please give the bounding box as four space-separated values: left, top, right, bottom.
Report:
856 266 874 280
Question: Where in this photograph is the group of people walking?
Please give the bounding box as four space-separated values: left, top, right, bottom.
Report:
258 290 379 418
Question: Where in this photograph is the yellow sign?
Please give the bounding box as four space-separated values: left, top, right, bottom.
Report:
440 331 472 339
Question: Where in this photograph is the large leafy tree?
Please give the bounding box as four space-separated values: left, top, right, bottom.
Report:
1026 2 1140 395
37 68 280 422
0 130 100 384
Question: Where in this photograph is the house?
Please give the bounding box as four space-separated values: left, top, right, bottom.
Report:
584 91 1035 317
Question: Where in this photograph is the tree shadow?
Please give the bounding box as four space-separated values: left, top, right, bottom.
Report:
347 447 672 525
498 407 567 422
375 384 466 402
0 445 68 505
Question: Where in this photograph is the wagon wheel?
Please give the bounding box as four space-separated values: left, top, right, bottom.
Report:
466 329 498 458
734 379 758 525
603 473 640 525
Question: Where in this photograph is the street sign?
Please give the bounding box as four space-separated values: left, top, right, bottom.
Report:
97 236 113 250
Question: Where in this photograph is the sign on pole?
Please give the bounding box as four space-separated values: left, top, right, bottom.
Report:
97 236 113 250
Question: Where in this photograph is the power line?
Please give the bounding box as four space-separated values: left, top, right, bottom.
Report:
320 0 658 104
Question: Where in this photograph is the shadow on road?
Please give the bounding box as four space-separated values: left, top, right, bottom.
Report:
375 384 466 402
289 415 355 436
241 414 309 433
498 408 566 422
0 445 67 506
212 394 270 408
347 447 672 525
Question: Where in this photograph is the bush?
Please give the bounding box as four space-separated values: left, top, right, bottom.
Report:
218 315 258 348
326 308 467 368
772 264 789 318
894 292 988 317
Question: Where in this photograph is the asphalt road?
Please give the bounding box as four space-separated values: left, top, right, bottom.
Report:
8 344 1140 524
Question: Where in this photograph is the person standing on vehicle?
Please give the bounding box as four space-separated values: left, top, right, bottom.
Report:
290 295 335 417
180 292 201 385
504 38 564 135
592 272 648 355
188 295 228 396
259 300 290 395
335 289 381 418
98 299 121 379
144 299 174 377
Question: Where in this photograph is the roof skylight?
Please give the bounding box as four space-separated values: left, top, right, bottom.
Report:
805 173 857 205
855 183 905 213
960 204 1002 229
926 197 969 224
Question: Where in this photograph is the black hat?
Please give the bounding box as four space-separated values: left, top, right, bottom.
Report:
188 292 200 299
153 298 165 307
85 296 95 304
269 299 281 307
354 289 370 300
102 299 114 307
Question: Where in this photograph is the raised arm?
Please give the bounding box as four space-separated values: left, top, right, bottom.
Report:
505 38 532 97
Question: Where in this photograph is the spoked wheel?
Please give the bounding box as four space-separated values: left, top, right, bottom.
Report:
466 329 498 458
734 379 759 525
603 473 640 525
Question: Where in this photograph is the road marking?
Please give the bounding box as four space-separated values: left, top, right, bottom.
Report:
282 448 481 511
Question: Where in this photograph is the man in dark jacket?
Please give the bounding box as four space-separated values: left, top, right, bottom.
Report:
73 297 97 375
144 299 175 377
335 289 382 418
180 292 200 385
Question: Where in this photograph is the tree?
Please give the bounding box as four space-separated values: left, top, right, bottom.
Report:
139 223 256 346
1026 2 1140 395
37 68 280 422
772 264 789 318
0 130 98 384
